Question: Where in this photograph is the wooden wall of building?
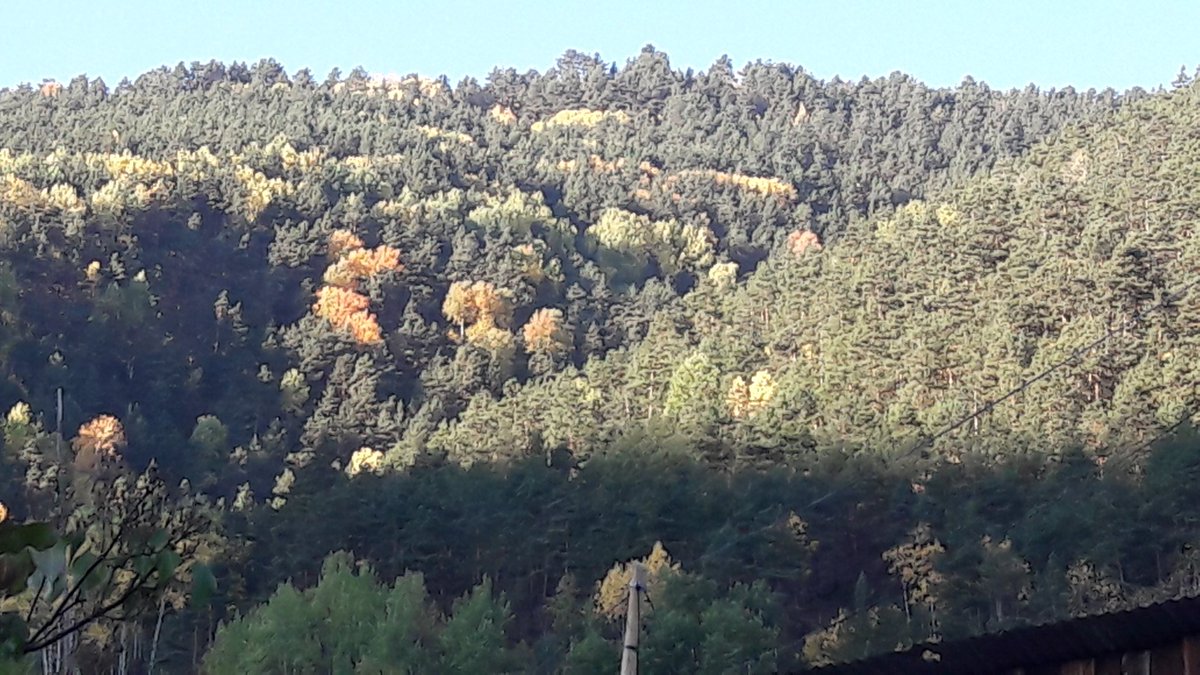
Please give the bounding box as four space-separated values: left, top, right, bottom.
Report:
1007 637 1200 675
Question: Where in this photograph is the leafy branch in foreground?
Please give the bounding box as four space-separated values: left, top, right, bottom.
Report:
0 461 218 664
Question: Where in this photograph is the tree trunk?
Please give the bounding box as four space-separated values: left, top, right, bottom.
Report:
148 594 167 675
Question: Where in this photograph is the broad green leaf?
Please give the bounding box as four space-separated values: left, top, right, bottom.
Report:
27 542 68 594
47 575 67 606
69 551 99 584
82 562 112 594
190 563 216 607
133 554 155 577
0 614 29 659
0 524 55 555
62 532 86 554
0 552 34 597
148 529 169 551
154 550 181 587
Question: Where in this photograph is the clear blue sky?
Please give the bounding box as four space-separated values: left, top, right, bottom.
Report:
2 0 1196 91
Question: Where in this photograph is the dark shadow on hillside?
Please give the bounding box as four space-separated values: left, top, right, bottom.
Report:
246 426 1200 669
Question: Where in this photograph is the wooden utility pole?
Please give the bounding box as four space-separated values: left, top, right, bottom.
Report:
620 562 647 675
55 387 63 463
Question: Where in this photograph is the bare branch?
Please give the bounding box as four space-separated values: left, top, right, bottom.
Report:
25 566 159 654
25 575 47 624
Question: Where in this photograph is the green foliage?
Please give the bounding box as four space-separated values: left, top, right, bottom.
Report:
561 628 614 674
438 577 517 674
357 573 435 674
0 50 1195 672
641 572 780 674
0 522 56 621
204 553 510 675
663 350 722 426
0 495 206 664
445 81 1200 470
189 414 230 479
189 415 229 454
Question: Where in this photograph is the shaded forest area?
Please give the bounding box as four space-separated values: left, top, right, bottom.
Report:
1 50 1198 672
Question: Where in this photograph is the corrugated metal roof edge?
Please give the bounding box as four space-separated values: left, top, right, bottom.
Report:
802 593 1200 674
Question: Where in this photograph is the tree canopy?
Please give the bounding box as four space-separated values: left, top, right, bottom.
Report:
0 51 1196 672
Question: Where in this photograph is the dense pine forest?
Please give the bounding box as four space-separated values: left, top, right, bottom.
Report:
1 49 1200 673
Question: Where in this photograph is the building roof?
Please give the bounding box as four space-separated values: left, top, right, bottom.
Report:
807 594 1200 674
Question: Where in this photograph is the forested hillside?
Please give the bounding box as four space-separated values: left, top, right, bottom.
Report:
1 50 1197 673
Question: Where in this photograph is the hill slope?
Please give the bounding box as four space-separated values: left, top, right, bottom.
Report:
0 54 1132 487
2 54 1195 672
436 80 1200 468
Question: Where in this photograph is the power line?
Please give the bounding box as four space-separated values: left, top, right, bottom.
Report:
912 278 1200 459
701 276 1200 559
1104 412 1194 477
807 276 1200 507
695 274 1200 635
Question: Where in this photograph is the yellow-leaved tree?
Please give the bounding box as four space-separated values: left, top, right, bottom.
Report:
323 240 401 289
72 414 128 473
345 447 385 477
465 317 516 360
442 280 511 340
882 523 945 632
748 370 777 413
727 376 752 419
594 541 679 619
73 415 126 457
522 308 569 355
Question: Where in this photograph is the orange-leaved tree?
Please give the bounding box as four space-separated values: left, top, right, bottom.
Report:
327 229 365 259
313 286 383 345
